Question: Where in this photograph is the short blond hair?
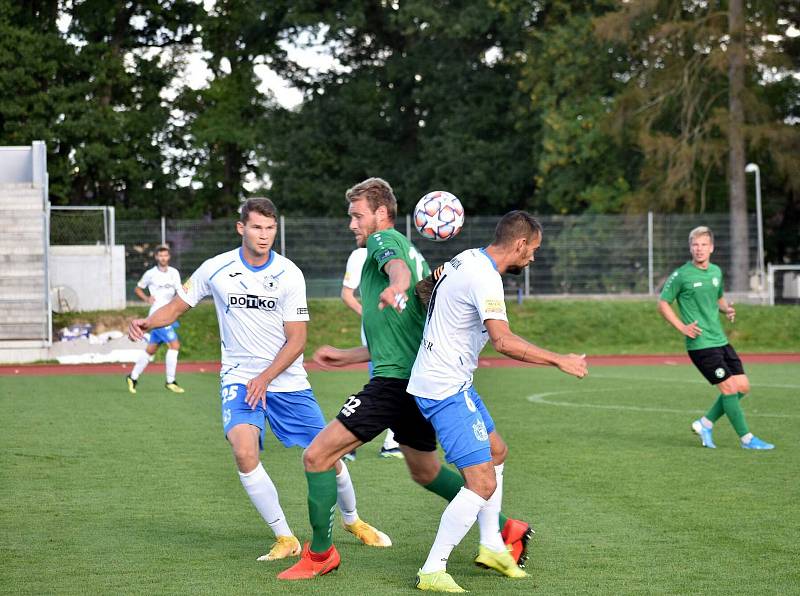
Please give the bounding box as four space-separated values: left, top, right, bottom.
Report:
688 226 714 245
345 177 397 222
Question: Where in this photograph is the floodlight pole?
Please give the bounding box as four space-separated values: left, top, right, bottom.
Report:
745 163 765 292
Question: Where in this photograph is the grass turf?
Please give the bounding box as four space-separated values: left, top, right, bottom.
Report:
52 299 800 362
1 363 798 594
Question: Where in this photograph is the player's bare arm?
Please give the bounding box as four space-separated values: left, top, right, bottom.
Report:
128 295 191 341
485 319 588 378
245 321 307 409
341 286 363 316
657 299 702 338
718 298 735 323
379 258 411 312
134 285 155 305
313 345 370 368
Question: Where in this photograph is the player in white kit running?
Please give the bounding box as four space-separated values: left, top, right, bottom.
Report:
127 245 185 394
127 198 389 562
408 211 588 593
341 246 403 460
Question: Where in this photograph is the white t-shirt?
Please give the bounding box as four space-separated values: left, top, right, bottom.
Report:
177 248 311 392
342 247 368 347
342 247 368 290
137 266 182 316
407 248 508 400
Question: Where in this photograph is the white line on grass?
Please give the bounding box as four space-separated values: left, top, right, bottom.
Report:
526 390 800 418
590 373 800 390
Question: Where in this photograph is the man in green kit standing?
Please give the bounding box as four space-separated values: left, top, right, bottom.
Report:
278 177 532 582
658 225 774 450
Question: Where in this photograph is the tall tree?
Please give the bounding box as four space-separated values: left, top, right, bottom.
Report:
595 0 800 281
265 0 536 215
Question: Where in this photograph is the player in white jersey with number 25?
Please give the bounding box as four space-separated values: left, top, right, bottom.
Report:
127 198 389 563
408 211 588 593
127 245 184 394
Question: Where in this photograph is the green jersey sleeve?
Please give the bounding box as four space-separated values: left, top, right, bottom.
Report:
367 231 404 273
659 268 682 303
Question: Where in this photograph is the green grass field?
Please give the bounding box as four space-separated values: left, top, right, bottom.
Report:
2 364 799 594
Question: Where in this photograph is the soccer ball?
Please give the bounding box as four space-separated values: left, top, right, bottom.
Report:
413 191 465 241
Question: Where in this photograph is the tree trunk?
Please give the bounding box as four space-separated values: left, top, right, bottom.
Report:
728 0 749 292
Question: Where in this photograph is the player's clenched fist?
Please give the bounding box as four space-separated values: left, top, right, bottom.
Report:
128 318 149 342
558 353 588 379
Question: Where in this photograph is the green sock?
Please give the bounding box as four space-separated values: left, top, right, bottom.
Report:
423 465 509 530
705 395 724 423
306 469 337 553
721 393 750 437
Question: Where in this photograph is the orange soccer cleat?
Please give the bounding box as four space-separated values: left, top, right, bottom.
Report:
502 518 534 568
276 543 340 580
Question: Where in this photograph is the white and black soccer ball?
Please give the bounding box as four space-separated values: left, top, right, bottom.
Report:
413 191 465 241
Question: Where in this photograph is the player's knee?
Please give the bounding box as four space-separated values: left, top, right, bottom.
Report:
737 379 750 394
302 444 331 473
232 447 259 473
490 438 508 465
466 475 497 501
407 458 440 486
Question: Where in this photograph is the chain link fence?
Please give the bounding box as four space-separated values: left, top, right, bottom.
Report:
102 212 759 300
48 209 761 299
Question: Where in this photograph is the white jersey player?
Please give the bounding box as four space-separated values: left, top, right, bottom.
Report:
127 245 185 394
408 211 588 593
128 198 390 562
340 247 402 459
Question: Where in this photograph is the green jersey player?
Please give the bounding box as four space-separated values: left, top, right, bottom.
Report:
278 178 532 583
658 226 774 450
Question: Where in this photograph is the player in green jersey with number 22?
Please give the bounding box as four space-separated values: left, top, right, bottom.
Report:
658 226 774 451
278 178 533 585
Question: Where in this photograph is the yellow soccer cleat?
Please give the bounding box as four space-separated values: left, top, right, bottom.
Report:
165 381 185 394
126 375 137 394
343 518 392 547
474 545 528 578
257 535 302 561
415 569 466 593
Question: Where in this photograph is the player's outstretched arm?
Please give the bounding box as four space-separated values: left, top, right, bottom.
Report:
128 295 191 341
379 259 411 312
485 319 588 379
657 299 702 338
245 321 307 409
313 345 371 368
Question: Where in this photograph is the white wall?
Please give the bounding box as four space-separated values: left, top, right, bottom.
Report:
50 245 126 310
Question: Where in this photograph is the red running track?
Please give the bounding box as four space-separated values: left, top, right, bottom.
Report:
0 353 797 377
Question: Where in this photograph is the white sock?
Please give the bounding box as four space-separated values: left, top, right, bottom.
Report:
477 464 506 552
336 461 359 525
165 349 179 383
130 351 150 381
382 428 400 450
239 463 292 537
701 416 713 429
421 487 486 573
741 432 754 444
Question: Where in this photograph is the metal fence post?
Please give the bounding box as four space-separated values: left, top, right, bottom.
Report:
161 216 166 246
648 211 654 295
406 214 412 240
280 215 286 256
108 206 115 248
524 266 530 297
